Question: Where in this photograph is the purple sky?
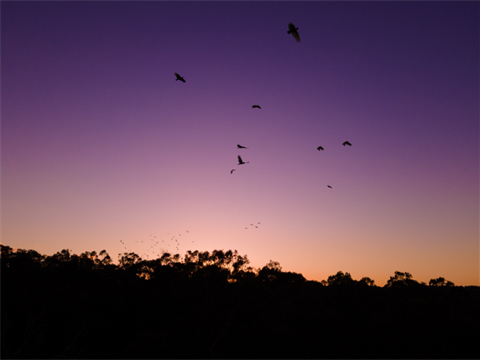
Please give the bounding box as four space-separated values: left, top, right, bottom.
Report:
2 1 479 285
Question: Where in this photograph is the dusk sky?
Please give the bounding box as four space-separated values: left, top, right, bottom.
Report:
2 1 479 286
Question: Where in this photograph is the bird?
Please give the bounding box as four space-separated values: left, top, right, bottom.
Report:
252 105 261 109
237 155 249 165
317 146 324 151
327 185 332 188
230 169 236 174
175 73 186 82
342 141 352 146
237 144 248 149
287 23 301 42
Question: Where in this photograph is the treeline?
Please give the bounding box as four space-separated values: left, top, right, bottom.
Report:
2 245 479 358
0 245 459 287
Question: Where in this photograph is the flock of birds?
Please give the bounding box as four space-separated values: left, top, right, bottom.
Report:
120 230 193 259
229 140 353 188
120 22 355 258
245 222 262 230
119 219 265 258
175 23 353 190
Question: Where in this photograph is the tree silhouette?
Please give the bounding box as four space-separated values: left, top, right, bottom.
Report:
327 271 355 286
358 276 376 286
118 252 142 268
429 277 455 287
257 260 282 282
385 271 423 287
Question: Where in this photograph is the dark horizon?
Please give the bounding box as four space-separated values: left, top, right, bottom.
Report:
0 244 468 288
2 243 479 359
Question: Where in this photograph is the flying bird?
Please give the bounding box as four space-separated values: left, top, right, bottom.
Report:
342 141 352 146
327 185 332 188
174 73 186 82
230 169 236 174
317 146 324 151
237 155 249 165
252 105 261 109
237 144 248 149
287 23 301 42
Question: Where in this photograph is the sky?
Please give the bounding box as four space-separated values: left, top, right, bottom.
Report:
2 1 479 286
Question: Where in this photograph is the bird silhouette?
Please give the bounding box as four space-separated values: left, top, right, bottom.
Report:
327 185 332 188
237 144 248 149
237 155 249 165
174 73 186 82
287 23 301 42
342 141 352 146
252 105 261 109
230 169 236 174
317 146 324 151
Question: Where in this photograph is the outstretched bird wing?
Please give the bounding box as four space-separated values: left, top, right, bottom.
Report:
343 141 352 146
175 73 185 82
237 155 243 163
288 23 300 42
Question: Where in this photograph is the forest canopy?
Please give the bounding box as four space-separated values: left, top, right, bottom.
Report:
2 245 479 359
0 245 458 287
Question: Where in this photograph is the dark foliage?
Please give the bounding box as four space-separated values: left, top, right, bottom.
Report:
2 245 479 359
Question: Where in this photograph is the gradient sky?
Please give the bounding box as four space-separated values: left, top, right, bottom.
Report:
2 1 479 286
